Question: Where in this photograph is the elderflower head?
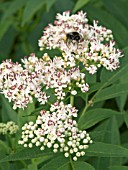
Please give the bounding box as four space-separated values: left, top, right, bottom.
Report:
18 102 92 161
0 121 18 135
39 11 123 74
0 52 89 109
0 57 49 109
22 53 89 100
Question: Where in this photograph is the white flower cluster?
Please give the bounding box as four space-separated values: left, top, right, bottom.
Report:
0 53 89 109
18 102 92 161
22 53 89 100
0 58 48 109
39 11 123 74
0 121 18 135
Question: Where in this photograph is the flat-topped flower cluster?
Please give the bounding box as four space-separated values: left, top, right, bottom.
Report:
39 11 123 74
0 11 123 160
0 57 48 110
0 53 89 109
19 102 92 161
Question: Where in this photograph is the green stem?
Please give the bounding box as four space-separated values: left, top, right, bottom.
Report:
69 155 75 170
69 96 75 169
80 102 91 119
70 95 74 106
6 134 12 148
81 67 86 72
80 81 109 118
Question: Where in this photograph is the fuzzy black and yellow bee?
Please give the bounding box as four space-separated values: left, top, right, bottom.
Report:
66 32 82 42
64 32 83 44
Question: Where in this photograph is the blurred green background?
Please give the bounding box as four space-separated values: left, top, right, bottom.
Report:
0 0 128 63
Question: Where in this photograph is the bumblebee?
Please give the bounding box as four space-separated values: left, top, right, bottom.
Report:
64 32 83 44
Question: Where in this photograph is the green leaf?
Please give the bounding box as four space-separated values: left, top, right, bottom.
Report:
116 94 127 112
73 0 90 13
123 112 128 128
0 147 54 162
85 71 97 85
0 26 17 58
22 0 46 26
116 70 128 111
94 83 128 103
18 102 36 128
0 20 12 40
89 82 104 94
103 117 120 144
40 154 69 170
86 142 128 157
73 161 95 170
46 0 57 11
22 0 56 26
1 0 27 21
0 2 11 12
90 130 107 141
0 151 6 161
102 0 128 28
27 163 37 170
55 163 70 170
78 108 120 129
40 156 95 170
121 131 128 144
0 162 10 170
0 140 10 153
94 117 121 170
108 166 128 170
1 95 17 122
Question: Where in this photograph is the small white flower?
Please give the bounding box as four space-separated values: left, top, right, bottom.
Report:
67 141 72 146
71 90 77 95
73 156 77 161
24 144 27 147
47 142 52 148
84 145 89 149
53 149 58 153
79 145 84 150
23 137 28 142
40 137 44 142
40 146 45 150
28 143 33 148
76 152 81 157
31 138 37 143
83 139 88 144
81 151 85 156
86 65 97 74
29 134 34 138
73 148 78 152
64 152 69 157
64 146 69 151
54 143 59 149
36 141 40 146
80 133 85 139
18 141 24 145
